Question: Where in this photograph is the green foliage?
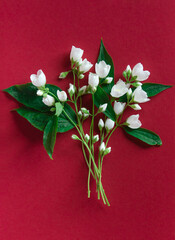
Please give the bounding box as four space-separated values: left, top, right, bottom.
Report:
123 127 162 146
141 83 172 97
43 115 58 159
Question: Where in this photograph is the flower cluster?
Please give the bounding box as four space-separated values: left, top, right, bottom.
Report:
6 40 168 206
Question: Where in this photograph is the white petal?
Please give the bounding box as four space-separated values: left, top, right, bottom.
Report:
114 101 126 115
126 114 142 129
95 61 111 78
42 95 55 106
70 46 84 63
105 118 115 130
79 58 93 73
132 63 150 81
88 73 99 87
110 79 128 98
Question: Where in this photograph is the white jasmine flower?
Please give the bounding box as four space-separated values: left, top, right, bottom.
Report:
110 79 128 98
105 118 115 131
126 114 142 129
104 77 113 84
36 90 44 96
93 134 99 143
88 73 99 88
57 90 67 102
70 46 84 63
42 95 55 107
79 58 93 73
68 83 76 96
132 86 150 103
30 69 46 87
85 134 90 143
130 104 142 110
78 85 87 95
114 101 126 115
132 63 150 81
95 61 111 78
98 119 104 130
99 103 108 112
99 142 106 152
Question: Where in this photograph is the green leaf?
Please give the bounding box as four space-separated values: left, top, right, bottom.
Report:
141 83 172 97
15 106 76 133
123 127 162 146
43 115 58 159
94 86 116 121
15 107 52 131
55 102 63 117
97 39 114 94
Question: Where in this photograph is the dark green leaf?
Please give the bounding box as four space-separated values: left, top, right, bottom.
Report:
15 106 76 133
123 127 162 146
55 102 63 117
97 39 114 94
94 86 116 121
142 83 172 97
43 115 58 159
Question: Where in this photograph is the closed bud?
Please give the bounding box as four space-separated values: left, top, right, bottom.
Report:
78 110 82 118
68 83 76 97
93 134 99 143
99 142 106 153
98 119 104 131
59 71 70 79
79 74 85 79
105 118 115 131
84 134 90 143
71 134 79 140
104 147 111 155
99 103 108 113
104 77 113 84
37 90 44 96
78 85 87 96
81 107 89 115
130 104 142 110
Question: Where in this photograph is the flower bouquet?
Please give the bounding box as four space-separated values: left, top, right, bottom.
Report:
4 40 171 206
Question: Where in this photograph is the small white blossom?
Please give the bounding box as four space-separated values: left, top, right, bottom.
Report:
30 69 46 87
99 142 106 152
42 95 55 107
88 73 99 88
110 79 128 98
70 46 84 63
104 77 113 84
126 114 142 129
105 118 115 131
130 104 142 110
68 83 76 96
114 101 126 115
36 90 44 96
93 134 99 143
78 85 87 95
95 61 111 78
126 65 131 73
99 103 108 112
57 90 67 102
132 86 150 103
85 134 90 143
132 63 150 81
98 119 104 130
79 58 93 73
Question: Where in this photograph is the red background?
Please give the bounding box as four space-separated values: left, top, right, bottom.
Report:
1 0 175 239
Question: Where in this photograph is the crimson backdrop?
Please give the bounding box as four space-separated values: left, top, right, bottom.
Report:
1 0 175 239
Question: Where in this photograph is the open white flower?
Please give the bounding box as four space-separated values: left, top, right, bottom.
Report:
105 118 115 130
114 101 126 115
88 73 99 88
42 95 55 107
99 103 108 112
132 63 150 81
132 86 150 103
30 69 46 87
95 61 111 78
110 79 128 98
57 90 67 102
126 114 142 129
70 46 84 63
79 59 93 73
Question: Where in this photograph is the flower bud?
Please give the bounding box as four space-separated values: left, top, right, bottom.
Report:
98 119 104 131
78 85 87 96
79 74 85 79
79 59 93 73
68 83 76 97
81 107 89 115
37 90 44 96
130 104 142 110
99 103 108 113
57 90 67 102
71 134 80 140
99 142 106 153
42 95 55 107
104 77 113 84
104 147 111 155
78 110 82 118
92 134 99 143
84 134 90 143
59 71 69 79
105 118 115 131
88 73 99 88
